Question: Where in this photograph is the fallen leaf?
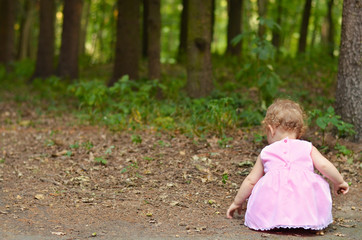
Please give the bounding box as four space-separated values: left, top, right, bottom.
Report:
35 194 45 200
53 150 68 157
170 201 179 206
51 232 66 236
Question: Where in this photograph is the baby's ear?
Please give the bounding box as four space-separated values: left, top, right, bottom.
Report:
268 125 275 136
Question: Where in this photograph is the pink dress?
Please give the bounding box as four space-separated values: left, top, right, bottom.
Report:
245 137 332 230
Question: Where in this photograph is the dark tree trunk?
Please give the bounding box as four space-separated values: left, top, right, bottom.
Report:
211 0 215 41
142 0 149 58
17 0 36 60
226 0 242 56
257 0 268 38
32 0 56 80
298 0 312 53
110 0 140 85
0 0 16 67
146 0 161 80
335 0 362 142
57 0 83 80
178 0 188 62
186 0 213 98
272 0 282 51
326 0 335 57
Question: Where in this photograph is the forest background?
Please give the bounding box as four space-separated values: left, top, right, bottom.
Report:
0 0 361 149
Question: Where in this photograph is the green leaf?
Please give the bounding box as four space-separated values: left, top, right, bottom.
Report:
316 117 327 130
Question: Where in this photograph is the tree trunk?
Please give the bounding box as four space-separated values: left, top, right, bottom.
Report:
110 0 140 85
335 0 362 142
186 0 213 98
326 0 335 57
272 0 282 51
79 0 91 56
17 0 36 60
142 0 149 58
57 0 83 80
0 0 16 67
32 0 56 80
147 0 161 80
178 0 188 62
226 0 242 56
211 0 215 41
298 0 312 53
257 0 268 38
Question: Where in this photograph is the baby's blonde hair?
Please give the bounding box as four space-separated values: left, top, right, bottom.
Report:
263 99 307 138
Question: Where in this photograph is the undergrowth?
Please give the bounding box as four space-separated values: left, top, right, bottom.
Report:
0 52 355 144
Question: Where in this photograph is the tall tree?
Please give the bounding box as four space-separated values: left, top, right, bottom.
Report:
325 0 335 57
335 0 362 142
79 0 91 56
226 0 243 56
211 0 216 41
57 0 83 80
32 0 56 80
0 0 16 67
178 0 189 62
271 0 282 52
142 0 149 58
17 0 36 60
186 0 213 98
298 0 312 53
146 0 161 80
257 0 268 38
110 0 141 85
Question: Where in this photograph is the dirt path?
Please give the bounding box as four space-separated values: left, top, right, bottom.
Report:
0 114 361 239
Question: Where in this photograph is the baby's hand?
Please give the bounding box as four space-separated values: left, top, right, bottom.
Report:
226 202 244 219
335 181 349 195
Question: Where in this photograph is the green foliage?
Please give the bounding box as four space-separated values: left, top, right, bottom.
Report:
94 157 107 165
334 143 353 157
131 134 142 144
309 106 355 144
222 173 228 184
218 135 233 148
233 19 282 105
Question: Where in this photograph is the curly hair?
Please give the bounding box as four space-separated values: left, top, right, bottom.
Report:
262 99 307 138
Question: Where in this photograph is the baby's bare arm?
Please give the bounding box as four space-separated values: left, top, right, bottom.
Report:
227 155 264 218
311 146 349 195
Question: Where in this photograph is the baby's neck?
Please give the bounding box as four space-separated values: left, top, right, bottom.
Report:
270 130 297 144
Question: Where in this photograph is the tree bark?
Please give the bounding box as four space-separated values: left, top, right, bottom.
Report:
272 0 282 51
0 0 16 66
110 0 141 85
211 0 215 41
335 0 362 142
178 0 188 62
32 0 56 80
142 0 149 58
298 0 312 53
257 0 268 38
17 0 36 60
79 0 91 56
57 0 83 80
147 0 161 80
226 0 242 56
326 0 335 57
186 0 213 98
